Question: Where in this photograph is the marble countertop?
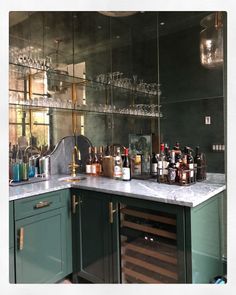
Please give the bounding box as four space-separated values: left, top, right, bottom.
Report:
9 173 226 207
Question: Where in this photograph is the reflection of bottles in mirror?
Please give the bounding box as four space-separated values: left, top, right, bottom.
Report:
141 152 150 174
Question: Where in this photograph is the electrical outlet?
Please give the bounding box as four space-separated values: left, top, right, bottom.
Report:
205 116 211 125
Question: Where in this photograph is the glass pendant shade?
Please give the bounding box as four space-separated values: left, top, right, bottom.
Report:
200 12 223 69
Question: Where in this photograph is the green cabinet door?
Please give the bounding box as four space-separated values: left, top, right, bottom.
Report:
185 192 224 283
72 189 118 283
9 201 15 283
15 208 67 283
14 189 72 283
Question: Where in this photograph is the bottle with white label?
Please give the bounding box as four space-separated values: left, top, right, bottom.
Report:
122 148 131 181
151 153 158 177
113 147 123 180
86 146 93 175
157 143 168 183
185 146 195 183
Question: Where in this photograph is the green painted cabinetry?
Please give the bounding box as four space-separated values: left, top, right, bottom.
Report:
71 189 119 283
185 192 224 283
10 187 224 284
9 201 15 283
13 189 72 283
71 190 224 284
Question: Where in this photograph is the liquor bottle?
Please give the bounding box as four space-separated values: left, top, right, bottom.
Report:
98 146 104 175
86 146 93 175
194 146 206 181
164 143 171 163
157 143 168 183
92 146 100 176
22 152 29 181
185 147 195 183
150 153 158 177
168 150 176 184
104 144 111 156
178 154 189 185
113 147 123 180
122 148 131 181
173 141 182 165
194 146 201 169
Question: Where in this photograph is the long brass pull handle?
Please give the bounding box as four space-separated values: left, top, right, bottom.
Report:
109 202 117 224
19 228 24 250
72 83 77 104
34 201 52 209
72 194 79 214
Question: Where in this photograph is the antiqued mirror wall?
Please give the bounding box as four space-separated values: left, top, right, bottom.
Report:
9 11 161 154
9 11 226 172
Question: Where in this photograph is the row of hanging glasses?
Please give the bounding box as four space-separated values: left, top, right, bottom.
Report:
9 46 52 70
95 72 161 96
77 103 162 117
9 91 73 109
9 91 162 117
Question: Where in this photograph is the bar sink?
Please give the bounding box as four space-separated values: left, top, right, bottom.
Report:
58 176 87 182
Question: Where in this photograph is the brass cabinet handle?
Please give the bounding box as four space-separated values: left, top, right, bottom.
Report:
72 194 79 214
34 201 52 209
109 202 117 224
19 227 24 250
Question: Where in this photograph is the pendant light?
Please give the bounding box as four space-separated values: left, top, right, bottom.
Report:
200 12 223 69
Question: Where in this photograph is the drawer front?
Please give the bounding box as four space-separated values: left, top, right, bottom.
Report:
15 190 66 220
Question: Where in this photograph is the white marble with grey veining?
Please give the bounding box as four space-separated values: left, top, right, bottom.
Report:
9 173 226 207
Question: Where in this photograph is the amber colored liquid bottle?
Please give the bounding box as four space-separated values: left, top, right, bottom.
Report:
98 146 103 175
